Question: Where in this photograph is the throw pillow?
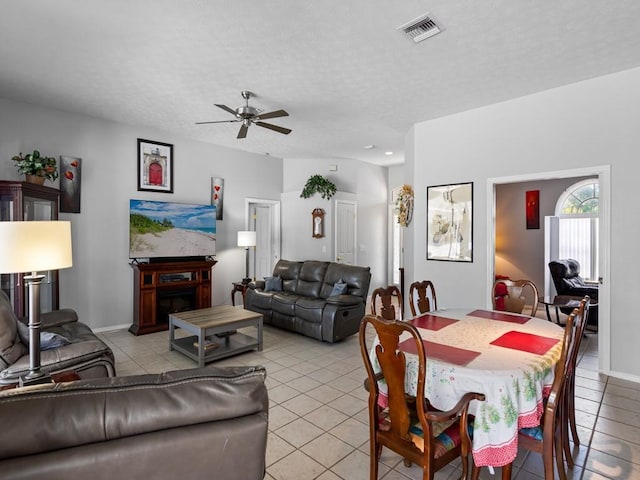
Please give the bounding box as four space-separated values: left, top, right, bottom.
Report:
330 279 348 296
16 321 71 351
264 276 283 292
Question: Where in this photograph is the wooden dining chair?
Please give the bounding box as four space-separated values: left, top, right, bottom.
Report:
562 296 590 468
371 285 403 320
359 315 485 480
492 279 540 317
471 310 578 480
408 280 438 317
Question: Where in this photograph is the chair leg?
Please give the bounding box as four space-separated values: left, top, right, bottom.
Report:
568 378 580 446
552 429 567 480
501 463 513 480
471 464 481 480
562 393 575 469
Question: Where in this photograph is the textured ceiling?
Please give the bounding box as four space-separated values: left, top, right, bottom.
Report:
2 1 640 166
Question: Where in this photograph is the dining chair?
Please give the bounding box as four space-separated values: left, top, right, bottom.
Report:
359 314 485 480
471 310 578 480
408 280 438 317
562 296 590 469
492 279 540 317
371 285 403 320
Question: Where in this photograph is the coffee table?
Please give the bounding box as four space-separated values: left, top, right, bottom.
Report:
169 305 263 367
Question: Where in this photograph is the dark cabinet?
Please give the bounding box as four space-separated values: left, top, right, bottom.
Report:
0 181 61 318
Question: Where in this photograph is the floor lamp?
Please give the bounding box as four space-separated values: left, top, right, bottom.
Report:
237 230 256 283
0 221 73 386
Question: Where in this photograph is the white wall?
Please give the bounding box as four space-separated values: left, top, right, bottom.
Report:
407 66 640 380
0 97 283 330
281 158 388 290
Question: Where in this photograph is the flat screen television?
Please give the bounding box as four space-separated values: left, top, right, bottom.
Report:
129 199 216 260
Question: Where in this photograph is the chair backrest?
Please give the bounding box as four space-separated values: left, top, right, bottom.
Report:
548 259 587 295
371 285 403 320
565 296 590 384
408 280 438 317
359 315 429 453
541 309 577 437
492 279 539 316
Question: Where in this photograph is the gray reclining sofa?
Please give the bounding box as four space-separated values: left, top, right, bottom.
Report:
245 259 371 342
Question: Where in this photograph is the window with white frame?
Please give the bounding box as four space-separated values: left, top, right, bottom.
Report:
555 179 599 281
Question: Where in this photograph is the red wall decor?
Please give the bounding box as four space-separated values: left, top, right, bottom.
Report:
526 190 540 229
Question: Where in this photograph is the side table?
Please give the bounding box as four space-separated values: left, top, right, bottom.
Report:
538 295 598 326
231 281 249 307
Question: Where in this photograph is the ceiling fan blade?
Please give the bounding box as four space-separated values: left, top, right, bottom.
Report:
195 119 241 124
255 121 292 135
237 124 249 139
255 109 289 121
215 104 238 116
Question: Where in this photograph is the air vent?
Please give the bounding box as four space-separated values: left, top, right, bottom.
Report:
398 12 441 43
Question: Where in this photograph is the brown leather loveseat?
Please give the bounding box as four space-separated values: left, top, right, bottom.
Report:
0 366 269 479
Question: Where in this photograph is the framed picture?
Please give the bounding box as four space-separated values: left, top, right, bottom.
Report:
137 138 173 193
427 182 473 262
211 177 224 220
60 155 82 213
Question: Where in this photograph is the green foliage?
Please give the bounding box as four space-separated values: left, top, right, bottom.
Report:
130 213 174 235
12 150 59 180
300 175 337 200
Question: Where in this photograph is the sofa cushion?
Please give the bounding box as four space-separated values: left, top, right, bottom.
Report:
272 293 299 316
295 297 326 324
272 260 303 293
264 276 283 292
0 292 27 370
321 263 371 299
296 261 329 298
16 321 70 351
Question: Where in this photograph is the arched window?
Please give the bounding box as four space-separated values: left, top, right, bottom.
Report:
553 179 599 281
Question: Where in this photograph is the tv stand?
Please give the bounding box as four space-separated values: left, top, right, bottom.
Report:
130 259 217 335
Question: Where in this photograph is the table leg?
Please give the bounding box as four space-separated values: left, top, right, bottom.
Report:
257 318 263 351
231 288 236 306
554 306 561 324
197 330 205 368
169 318 175 351
544 304 552 322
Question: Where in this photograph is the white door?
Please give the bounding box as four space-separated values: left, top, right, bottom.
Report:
335 200 356 264
247 198 281 280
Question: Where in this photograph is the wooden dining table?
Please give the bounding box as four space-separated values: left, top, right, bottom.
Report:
369 307 564 468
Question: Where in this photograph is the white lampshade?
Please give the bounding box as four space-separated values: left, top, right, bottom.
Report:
0 221 73 274
237 230 256 248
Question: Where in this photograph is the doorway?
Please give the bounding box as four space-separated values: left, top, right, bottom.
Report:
334 200 357 264
245 198 281 280
488 165 610 372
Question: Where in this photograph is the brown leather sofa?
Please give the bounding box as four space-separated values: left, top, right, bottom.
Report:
0 290 115 385
245 259 371 342
0 366 269 479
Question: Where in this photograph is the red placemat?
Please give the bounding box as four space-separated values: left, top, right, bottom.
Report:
408 314 458 331
490 331 560 355
399 339 481 366
468 309 530 324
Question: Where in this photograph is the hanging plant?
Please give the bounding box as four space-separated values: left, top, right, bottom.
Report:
300 175 337 200
396 184 414 227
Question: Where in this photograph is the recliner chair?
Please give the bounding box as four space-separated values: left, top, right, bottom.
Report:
548 259 598 326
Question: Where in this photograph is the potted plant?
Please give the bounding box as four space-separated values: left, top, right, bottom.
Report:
12 150 59 184
300 174 337 200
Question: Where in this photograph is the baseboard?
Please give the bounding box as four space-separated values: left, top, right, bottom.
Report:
92 323 131 333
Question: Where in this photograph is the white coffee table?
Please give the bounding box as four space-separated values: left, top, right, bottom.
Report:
169 305 263 367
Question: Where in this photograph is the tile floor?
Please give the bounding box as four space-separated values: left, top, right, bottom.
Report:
97 314 640 480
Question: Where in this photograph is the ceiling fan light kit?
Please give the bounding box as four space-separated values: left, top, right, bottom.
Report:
196 90 291 139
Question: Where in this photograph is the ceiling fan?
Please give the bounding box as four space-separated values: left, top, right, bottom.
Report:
196 90 291 139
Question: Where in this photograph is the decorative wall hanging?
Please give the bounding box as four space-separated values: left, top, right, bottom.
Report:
395 184 414 227
427 182 473 262
60 156 82 213
312 208 325 238
211 177 224 220
300 175 336 200
137 138 173 193
526 190 540 229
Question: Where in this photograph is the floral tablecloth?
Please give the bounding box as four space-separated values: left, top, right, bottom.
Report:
370 308 564 467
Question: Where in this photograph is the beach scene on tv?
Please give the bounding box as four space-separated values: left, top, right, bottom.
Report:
129 199 216 258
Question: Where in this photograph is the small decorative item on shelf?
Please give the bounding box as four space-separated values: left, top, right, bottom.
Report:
12 150 59 184
312 208 325 238
300 174 337 200
396 184 414 227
